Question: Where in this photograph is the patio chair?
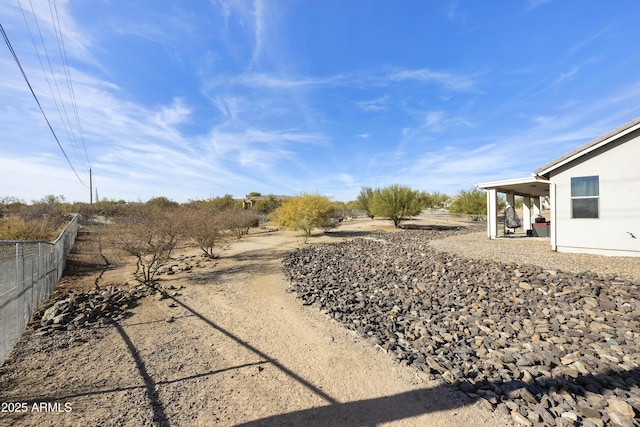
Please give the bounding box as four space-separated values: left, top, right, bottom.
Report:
504 205 521 235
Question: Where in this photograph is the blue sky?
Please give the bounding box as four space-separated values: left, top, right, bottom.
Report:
2 1 640 203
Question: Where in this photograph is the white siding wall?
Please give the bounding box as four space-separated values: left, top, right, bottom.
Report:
551 133 640 256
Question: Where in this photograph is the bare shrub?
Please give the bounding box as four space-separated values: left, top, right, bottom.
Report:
0 215 57 240
112 204 180 283
184 206 228 258
225 209 259 241
0 197 72 241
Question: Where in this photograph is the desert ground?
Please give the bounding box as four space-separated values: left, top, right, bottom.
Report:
0 218 511 426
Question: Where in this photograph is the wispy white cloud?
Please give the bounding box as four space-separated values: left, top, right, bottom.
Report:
212 0 275 71
211 95 245 123
568 26 613 56
208 72 348 90
389 68 476 91
397 111 472 154
209 66 477 95
355 96 390 112
12 0 95 64
552 58 600 85
526 0 552 12
250 0 266 68
152 98 191 127
443 1 468 23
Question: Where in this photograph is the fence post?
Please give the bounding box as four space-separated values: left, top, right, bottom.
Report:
16 242 25 345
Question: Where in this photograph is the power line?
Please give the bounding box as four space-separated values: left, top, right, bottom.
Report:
18 0 91 172
0 21 88 187
49 0 91 169
18 0 80 163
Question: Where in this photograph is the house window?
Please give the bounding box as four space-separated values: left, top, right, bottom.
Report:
571 176 599 218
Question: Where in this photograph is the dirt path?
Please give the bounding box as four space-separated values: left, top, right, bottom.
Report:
0 222 510 426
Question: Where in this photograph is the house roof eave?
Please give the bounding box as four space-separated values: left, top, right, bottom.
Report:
476 176 551 197
534 116 640 177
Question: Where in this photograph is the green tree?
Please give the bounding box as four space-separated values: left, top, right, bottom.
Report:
514 197 524 209
146 196 179 209
271 193 335 241
34 194 66 205
449 188 502 220
370 184 424 227
421 191 450 210
356 187 377 219
345 200 360 210
212 194 240 210
252 195 283 214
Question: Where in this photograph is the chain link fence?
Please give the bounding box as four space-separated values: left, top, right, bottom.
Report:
0 215 78 365
418 209 487 224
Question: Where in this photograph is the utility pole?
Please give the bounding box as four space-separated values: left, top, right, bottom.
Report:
89 168 93 208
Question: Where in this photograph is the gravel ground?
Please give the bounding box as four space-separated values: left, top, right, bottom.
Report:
283 225 640 426
429 231 640 282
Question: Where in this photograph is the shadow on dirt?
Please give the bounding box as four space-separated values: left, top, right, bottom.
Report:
234 386 462 426
188 262 261 285
230 247 290 263
158 289 640 426
5 286 637 427
110 320 169 426
234 368 640 427
162 288 337 405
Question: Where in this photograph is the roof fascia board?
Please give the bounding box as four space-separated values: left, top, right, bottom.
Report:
476 176 550 189
535 118 640 177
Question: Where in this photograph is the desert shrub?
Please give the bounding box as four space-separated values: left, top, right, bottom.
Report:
370 184 424 227
146 196 179 209
421 191 450 210
211 194 241 210
112 204 180 282
225 209 260 240
345 200 360 210
251 195 283 214
356 187 377 219
0 196 27 217
1 216 51 240
0 194 73 240
22 196 70 230
271 193 335 241
184 206 228 258
449 188 507 220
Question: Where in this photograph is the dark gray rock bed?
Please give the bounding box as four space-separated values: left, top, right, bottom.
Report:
282 228 639 427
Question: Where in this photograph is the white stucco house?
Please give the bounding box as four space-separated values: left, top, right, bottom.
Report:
477 116 640 257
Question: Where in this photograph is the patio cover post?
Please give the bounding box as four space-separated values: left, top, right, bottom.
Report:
523 195 531 232
533 197 541 218
486 188 498 239
549 182 557 251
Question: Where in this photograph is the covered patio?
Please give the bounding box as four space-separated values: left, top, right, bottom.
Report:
476 176 552 243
